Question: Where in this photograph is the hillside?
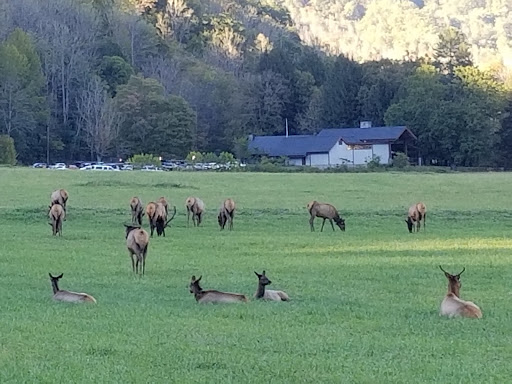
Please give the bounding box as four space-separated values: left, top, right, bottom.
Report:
275 0 512 68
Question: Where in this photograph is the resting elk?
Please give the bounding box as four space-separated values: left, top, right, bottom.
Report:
189 275 248 304
49 273 96 303
439 266 482 319
254 271 289 301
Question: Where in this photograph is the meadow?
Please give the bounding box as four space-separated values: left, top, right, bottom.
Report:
1 168 512 383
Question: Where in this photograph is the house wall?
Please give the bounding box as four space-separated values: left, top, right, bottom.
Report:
306 153 330 167
328 141 391 166
373 144 391 164
287 157 304 166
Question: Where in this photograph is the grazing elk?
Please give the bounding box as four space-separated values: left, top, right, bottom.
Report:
49 273 96 303
48 203 65 236
254 271 289 302
218 198 236 230
130 197 144 226
405 202 427 233
157 196 169 215
125 224 150 275
307 200 345 232
154 203 176 237
189 275 248 304
439 266 482 319
50 189 69 216
186 197 205 227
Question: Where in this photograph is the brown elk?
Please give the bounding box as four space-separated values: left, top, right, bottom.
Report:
48 203 65 236
153 203 176 237
125 224 150 275
50 189 69 216
405 202 427 233
130 197 144 226
189 275 248 304
157 196 169 215
307 200 345 232
49 273 96 303
186 197 205 227
254 271 289 301
218 198 236 230
439 266 482 319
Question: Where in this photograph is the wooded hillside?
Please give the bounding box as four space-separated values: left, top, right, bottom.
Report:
0 0 511 167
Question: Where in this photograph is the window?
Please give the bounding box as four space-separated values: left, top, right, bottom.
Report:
347 144 372 150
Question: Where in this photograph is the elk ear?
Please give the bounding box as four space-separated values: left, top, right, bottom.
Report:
191 275 196 281
49 273 53 278
197 275 202 282
262 270 266 275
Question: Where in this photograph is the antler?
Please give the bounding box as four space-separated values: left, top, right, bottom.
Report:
439 265 449 274
457 267 466 277
165 206 177 227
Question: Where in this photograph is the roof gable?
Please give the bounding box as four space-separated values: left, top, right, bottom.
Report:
248 135 338 157
317 126 416 144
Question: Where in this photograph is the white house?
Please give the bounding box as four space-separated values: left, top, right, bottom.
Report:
248 124 417 168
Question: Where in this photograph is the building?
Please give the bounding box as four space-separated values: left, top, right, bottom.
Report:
248 123 417 168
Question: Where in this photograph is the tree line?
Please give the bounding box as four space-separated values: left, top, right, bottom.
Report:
0 0 511 167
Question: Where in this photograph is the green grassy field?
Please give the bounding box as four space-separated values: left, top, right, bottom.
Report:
1 168 512 383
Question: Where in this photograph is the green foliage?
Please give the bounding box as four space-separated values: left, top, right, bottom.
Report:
0 135 16 165
186 151 203 163
128 153 161 166
365 155 381 170
434 28 473 75
203 152 218 162
97 56 134 96
218 151 235 164
392 152 409 168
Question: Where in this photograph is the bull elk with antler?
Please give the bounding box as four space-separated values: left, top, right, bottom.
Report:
439 266 482 319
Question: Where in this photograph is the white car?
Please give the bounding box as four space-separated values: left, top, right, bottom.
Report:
141 165 163 171
80 164 118 171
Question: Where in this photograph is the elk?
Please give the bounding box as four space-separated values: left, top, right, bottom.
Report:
125 224 150 275
49 273 96 303
439 266 482 319
186 197 205 227
50 189 69 216
307 200 345 232
130 197 144 226
218 198 235 230
189 275 248 304
254 271 289 301
152 202 176 237
48 203 65 236
405 202 427 233
157 196 169 215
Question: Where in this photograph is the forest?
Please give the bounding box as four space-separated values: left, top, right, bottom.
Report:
0 0 511 167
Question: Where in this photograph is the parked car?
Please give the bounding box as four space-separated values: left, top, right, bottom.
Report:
49 163 67 170
80 164 118 171
32 162 47 168
141 165 163 171
121 164 133 171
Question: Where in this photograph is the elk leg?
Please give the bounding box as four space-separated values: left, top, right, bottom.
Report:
321 218 326 232
131 254 135 273
142 257 145 276
309 216 315 231
330 219 335 231
424 213 426 232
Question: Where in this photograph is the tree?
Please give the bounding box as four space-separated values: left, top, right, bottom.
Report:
434 28 473 76
0 135 16 165
97 56 134 96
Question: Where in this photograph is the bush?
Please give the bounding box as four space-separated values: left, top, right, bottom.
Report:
366 155 382 170
392 152 410 168
0 135 16 165
128 153 161 167
219 151 235 164
203 152 218 163
186 151 203 163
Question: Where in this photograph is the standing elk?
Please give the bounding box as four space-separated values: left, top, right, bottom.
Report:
254 271 289 301
439 266 482 319
50 189 69 216
186 197 205 227
157 196 169 215
154 203 176 237
218 198 236 230
406 202 427 233
307 200 345 232
189 275 248 304
125 224 150 275
49 273 96 303
130 197 144 226
48 203 65 236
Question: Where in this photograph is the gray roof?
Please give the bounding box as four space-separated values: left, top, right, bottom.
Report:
248 135 338 157
317 126 416 144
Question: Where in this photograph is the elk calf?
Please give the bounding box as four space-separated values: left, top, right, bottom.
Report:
254 271 289 301
49 273 96 303
48 203 65 236
189 275 248 304
130 197 144 226
307 200 345 232
439 266 482 319
406 202 427 233
218 198 236 230
186 197 205 227
125 224 150 275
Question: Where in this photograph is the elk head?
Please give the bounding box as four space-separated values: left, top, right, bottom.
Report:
405 217 414 233
124 223 141 238
189 275 203 294
439 265 465 296
254 270 271 286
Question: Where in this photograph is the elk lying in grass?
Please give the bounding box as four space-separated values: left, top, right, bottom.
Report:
130 197 144 225
307 200 345 232
189 275 248 304
254 271 289 301
49 273 96 303
218 198 236 230
48 203 65 236
51 189 69 217
186 197 205 227
405 202 427 233
439 266 482 319
125 224 149 275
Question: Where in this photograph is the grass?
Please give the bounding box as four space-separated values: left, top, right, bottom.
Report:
1 168 512 383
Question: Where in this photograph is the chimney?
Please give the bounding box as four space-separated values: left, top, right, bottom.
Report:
248 134 254 141
360 121 372 129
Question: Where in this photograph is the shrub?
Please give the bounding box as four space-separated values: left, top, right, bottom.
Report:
366 155 382 170
0 135 16 165
392 152 410 168
219 151 235 164
186 151 203 163
128 153 161 167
